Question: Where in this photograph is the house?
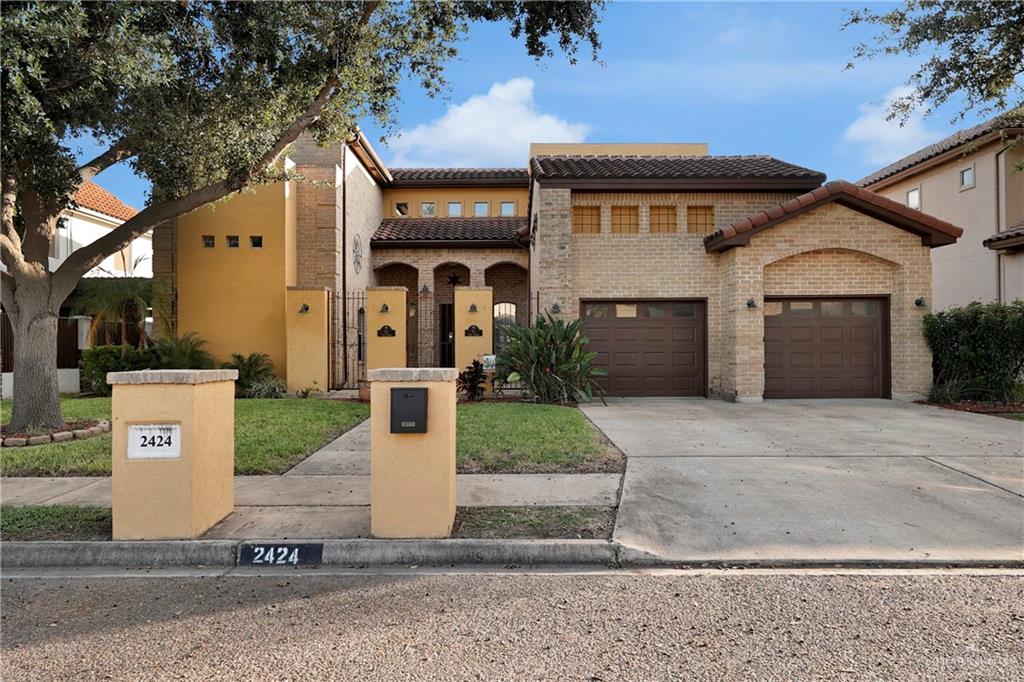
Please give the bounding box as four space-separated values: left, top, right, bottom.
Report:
153 133 963 401
1 181 150 398
859 111 1024 308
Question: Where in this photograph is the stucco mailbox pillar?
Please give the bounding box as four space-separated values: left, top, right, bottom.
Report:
108 369 237 540
454 286 493 371
367 287 407 371
369 368 458 538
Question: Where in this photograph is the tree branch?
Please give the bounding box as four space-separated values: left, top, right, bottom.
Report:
1 270 16 316
77 137 136 185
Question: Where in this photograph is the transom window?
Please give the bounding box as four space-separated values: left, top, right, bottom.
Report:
447 201 462 217
686 206 715 234
420 202 436 217
474 201 489 217
573 206 601 234
611 206 639 233
499 201 516 216
906 188 921 210
649 206 677 233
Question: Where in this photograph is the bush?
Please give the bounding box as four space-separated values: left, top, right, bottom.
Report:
457 360 487 401
151 331 216 370
222 352 276 398
923 301 1024 403
494 312 606 404
81 345 158 396
244 376 286 399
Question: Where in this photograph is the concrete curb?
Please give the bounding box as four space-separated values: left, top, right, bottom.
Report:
1 541 238 568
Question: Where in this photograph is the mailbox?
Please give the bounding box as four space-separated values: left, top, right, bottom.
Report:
390 387 428 433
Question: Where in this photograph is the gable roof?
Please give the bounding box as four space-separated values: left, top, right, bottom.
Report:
704 180 963 252
371 217 527 248
70 181 138 222
858 109 1024 189
529 155 826 191
984 220 1024 251
388 168 529 187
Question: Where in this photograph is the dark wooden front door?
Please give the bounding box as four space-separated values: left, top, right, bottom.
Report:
764 298 889 399
582 300 706 397
439 303 455 368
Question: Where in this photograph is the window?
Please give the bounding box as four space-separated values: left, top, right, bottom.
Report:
686 206 715 234
227 235 240 248
474 201 489 217
250 235 263 248
649 206 677 233
394 202 409 217
447 201 462 217
615 304 637 318
583 303 608 318
906 188 921 210
202 235 215 248
499 201 516 216
572 206 601 234
611 206 639 233
959 166 975 190
420 202 436 217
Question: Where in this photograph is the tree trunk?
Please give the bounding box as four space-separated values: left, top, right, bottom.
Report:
8 288 64 431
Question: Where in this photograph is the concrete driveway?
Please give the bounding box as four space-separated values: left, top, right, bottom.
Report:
580 399 1024 564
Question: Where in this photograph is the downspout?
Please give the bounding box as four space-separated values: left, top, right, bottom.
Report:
341 143 348 388
995 145 1008 303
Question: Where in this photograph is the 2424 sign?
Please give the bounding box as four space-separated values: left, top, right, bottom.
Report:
127 424 181 459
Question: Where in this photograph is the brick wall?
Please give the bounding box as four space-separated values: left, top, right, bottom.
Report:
151 219 176 339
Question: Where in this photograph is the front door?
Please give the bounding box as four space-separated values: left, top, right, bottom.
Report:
439 303 455 367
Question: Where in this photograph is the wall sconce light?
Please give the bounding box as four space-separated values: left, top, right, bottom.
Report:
421 284 430 293
551 302 561 314
298 303 310 314
380 303 389 313
468 303 478 313
746 298 757 309
915 297 927 308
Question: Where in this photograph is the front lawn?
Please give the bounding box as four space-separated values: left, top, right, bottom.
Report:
1 398 369 476
1 505 112 541
456 402 623 474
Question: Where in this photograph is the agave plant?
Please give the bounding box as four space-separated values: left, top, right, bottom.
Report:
222 352 276 397
494 312 606 404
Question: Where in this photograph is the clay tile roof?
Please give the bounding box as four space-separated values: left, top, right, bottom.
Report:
388 168 529 187
858 109 1024 188
371 217 528 246
983 220 1024 249
70 181 138 222
704 180 964 252
530 154 826 186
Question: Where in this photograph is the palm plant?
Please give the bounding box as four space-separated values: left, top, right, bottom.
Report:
222 352 276 397
494 312 606 404
151 331 216 369
73 255 159 349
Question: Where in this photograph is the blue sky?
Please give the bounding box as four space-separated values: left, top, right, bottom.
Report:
85 1 984 209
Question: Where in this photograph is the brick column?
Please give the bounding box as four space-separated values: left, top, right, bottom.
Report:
534 186 573 319
151 219 177 339
417 271 435 367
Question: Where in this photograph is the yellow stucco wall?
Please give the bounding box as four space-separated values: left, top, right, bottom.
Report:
111 377 234 540
370 372 457 538
366 287 407 370
176 182 296 379
381 187 529 218
285 288 329 393
454 287 493 371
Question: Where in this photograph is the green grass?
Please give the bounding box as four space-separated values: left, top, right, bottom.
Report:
1 397 369 476
456 402 623 473
452 506 616 539
1 505 112 541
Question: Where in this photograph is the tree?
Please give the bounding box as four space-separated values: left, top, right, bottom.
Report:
843 1 1024 122
73 256 159 349
0 0 603 431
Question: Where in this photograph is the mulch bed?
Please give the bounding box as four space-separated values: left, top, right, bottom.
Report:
918 400 1024 415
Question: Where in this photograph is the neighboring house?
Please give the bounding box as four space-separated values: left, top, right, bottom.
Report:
859 112 1024 309
2 181 148 398
154 132 963 401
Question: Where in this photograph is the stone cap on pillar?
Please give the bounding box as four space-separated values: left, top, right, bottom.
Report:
107 369 239 385
368 368 459 382
454 286 493 290
367 286 409 291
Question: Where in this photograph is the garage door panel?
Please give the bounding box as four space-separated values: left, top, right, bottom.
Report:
850 327 876 343
819 326 845 343
788 326 814 342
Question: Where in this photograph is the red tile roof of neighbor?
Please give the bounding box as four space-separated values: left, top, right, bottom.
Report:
389 168 530 186
704 180 964 252
983 220 1024 249
857 109 1024 188
372 217 528 246
71 181 138 222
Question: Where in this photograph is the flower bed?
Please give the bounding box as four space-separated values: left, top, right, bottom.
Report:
1 419 110 447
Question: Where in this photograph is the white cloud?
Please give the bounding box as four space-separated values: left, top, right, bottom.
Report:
386 78 590 167
841 87 946 166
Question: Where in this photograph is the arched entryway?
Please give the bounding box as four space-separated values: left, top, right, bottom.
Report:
485 262 529 354
374 263 419 366
433 263 471 367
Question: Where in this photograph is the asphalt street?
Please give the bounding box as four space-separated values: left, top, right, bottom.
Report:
2 568 1022 681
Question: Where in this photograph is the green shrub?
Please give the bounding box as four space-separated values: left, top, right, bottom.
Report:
223 352 276 397
152 331 216 370
923 301 1024 403
457 360 487 401
494 312 606 404
244 376 286 399
81 345 158 395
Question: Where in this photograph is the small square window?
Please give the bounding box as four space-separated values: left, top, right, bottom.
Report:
420 202 436 217
906 188 921 210
649 206 677 233
583 303 608 319
227 235 240 248
611 206 639 233
821 301 844 317
499 201 516 216
686 206 715 234
474 201 489 217
447 201 462 217
250 235 263 248
573 206 601 234
615 304 637 318
202 235 215 248
960 166 975 189
395 202 409 217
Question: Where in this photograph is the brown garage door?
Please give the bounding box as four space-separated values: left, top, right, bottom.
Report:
582 300 706 397
764 298 889 399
